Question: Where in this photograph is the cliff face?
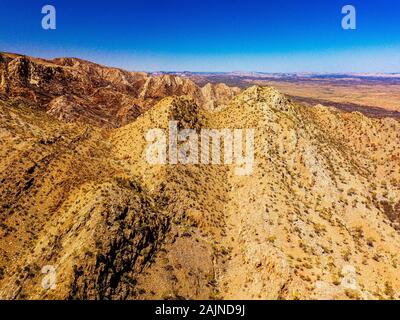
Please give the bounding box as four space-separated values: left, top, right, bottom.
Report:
0 53 148 127
0 54 399 300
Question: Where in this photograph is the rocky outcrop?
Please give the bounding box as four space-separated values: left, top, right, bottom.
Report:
140 74 204 104
201 83 241 110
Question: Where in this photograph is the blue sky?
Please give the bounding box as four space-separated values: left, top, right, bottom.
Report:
0 0 399 72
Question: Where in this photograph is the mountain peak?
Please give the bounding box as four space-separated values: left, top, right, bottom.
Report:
233 85 293 113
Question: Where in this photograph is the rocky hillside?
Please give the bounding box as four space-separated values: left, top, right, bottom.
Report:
0 54 399 300
0 52 240 127
201 83 241 110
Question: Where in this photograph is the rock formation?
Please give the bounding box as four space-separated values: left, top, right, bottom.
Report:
0 54 399 300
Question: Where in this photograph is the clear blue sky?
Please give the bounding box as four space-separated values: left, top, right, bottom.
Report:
0 0 399 72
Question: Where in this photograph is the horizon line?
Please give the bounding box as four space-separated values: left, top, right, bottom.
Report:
2 51 400 75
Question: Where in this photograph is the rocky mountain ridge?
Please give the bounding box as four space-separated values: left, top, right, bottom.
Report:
0 52 241 127
0 54 399 300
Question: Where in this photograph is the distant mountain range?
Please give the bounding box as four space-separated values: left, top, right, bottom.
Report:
155 71 400 79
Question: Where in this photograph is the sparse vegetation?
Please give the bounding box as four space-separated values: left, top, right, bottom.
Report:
1 54 400 300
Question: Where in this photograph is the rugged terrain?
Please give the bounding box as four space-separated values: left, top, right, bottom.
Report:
177 71 400 117
0 52 239 127
0 53 399 300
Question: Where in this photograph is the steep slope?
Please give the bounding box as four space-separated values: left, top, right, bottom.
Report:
0 79 399 300
0 97 170 299
111 96 230 299
211 86 400 299
0 52 148 127
112 86 400 299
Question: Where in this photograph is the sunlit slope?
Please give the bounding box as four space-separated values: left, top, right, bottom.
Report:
0 85 399 300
